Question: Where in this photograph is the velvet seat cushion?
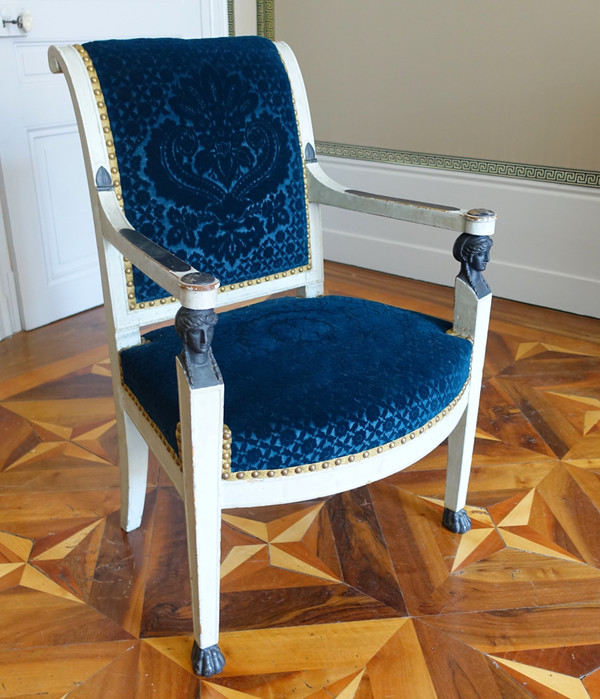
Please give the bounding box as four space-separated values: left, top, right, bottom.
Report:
120 296 472 472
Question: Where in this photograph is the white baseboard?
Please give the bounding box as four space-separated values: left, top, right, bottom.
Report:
319 156 600 319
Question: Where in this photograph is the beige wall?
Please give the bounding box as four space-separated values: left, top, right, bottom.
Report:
274 0 600 172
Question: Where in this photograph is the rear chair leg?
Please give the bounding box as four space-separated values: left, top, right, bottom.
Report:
118 408 149 532
444 408 475 534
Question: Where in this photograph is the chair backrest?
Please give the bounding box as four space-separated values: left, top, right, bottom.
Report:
54 36 324 330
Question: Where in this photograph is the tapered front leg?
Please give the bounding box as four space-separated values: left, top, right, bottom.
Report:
444 404 478 534
444 229 494 534
175 300 226 676
177 359 225 675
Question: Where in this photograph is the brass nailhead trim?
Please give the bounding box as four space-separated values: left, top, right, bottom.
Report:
77 44 180 313
224 376 470 481
216 49 314 295
120 379 182 469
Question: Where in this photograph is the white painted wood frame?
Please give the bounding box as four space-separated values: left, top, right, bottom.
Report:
49 38 495 674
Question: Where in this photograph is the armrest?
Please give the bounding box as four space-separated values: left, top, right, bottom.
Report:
306 162 496 236
98 189 219 310
99 189 221 388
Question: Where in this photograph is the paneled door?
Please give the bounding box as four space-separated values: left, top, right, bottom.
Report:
0 0 225 331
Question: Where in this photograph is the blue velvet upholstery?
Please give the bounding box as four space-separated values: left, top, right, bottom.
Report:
120 296 472 471
83 37 310 303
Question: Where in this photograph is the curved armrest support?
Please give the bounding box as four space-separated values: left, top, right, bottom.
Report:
306 162 496 236
98 190 219 310
99 195 222 388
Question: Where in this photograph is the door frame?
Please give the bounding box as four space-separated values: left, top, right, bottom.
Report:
0 195 20 340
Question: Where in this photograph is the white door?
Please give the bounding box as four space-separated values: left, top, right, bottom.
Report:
0 0 226 332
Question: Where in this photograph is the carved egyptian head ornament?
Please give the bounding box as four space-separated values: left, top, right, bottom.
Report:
452 233 493 297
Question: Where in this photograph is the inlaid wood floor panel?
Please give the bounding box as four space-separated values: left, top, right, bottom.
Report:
1 263 599 697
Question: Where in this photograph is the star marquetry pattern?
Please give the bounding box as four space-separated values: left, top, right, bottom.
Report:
221 504 341 585
0 530 81 603
0 288 599 696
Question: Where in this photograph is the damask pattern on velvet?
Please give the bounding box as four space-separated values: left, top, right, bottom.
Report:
83 37 310 303
120 296 473 471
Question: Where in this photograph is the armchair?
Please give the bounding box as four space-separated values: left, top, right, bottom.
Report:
48 36 495 677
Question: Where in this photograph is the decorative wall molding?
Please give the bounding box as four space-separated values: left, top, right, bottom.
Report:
227 1 234 36
250 1 600 190
319 155 600 319
229 1 274 38
256 0 275 39
316 141 600 190
220 1 599 318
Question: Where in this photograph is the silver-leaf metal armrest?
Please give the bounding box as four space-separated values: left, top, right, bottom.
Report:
98 192 222 388
98 190 219 310
99 192 222 389
306 162 496 236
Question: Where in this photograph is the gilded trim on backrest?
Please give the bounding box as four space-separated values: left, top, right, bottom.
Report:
77 41 313 309
75 46 123 207
213 41 313 297
215 60 314 296
75 44 176 312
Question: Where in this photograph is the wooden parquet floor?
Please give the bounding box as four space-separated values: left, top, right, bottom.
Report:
1 262 599 698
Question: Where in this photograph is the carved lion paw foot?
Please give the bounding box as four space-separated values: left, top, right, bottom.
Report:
442 507 472 534
192 641 225 677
